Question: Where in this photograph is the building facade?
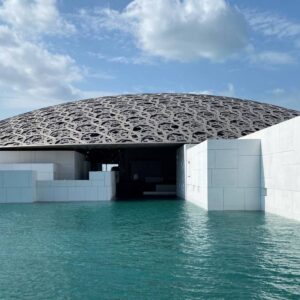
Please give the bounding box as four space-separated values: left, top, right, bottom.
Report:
0 94 299 221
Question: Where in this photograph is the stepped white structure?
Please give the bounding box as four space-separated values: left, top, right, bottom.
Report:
177 116 300 221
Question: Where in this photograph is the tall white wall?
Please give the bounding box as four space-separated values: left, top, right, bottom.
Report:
206 139 261 211
182 139 261 211
0 150 87 180
185 142 208 209
176 144 194 199
241 116 300 221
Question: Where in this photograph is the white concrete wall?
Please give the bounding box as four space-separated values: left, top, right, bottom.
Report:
186 142 208 209
176 144 194 199
184 139 261 211
36 171 116 202
0 171 36 203
241 116 300 221
0 151 87 180
0 170 115 203
207 139 261 211
0 163 56 180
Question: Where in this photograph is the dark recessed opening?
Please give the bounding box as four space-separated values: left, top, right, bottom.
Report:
86 146 178 200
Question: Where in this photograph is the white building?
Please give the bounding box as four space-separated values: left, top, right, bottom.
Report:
0 94 299 221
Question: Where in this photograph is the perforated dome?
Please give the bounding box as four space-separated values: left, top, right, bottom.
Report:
0 93 298 148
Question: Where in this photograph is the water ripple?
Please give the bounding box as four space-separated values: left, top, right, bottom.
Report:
0 201 300 299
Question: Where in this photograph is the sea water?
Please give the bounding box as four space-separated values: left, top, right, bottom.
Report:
0 200 299 299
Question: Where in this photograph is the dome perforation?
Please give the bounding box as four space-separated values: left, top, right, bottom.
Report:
0 93 298 147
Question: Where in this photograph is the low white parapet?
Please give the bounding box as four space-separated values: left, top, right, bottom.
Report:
36 171 116 202
0 171 116 203
0 170 37 203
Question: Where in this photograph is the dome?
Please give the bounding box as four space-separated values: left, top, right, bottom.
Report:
0 93 298 148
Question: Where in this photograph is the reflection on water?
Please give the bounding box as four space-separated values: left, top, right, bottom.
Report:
0 200 299 299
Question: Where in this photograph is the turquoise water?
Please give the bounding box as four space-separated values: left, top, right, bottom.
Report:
0 200 300 300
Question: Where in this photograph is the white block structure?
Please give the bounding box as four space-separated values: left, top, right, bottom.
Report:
37 171 116 202
178 139 261 211
0 171 36 203
176 144 193 199
240 116 300 221
0 151 88 179
177 116 300 221
0 163 56 180
185 141 208 209
0 170 115 203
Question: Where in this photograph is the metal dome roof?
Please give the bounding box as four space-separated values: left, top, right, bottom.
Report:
0 93 298 148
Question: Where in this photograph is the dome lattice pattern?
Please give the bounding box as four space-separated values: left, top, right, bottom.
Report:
0 94 298 147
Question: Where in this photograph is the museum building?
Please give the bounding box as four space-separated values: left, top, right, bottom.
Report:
0 93 299 221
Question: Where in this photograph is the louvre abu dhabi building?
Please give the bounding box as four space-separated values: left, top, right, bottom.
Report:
0 93 299 221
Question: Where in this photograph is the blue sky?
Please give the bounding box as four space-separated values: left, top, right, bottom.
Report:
0 0 299 119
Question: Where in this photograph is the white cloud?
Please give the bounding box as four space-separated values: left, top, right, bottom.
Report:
191 83 235 97
0 30 82 108
250 51 295 65
107 56 150 65
0 0 75 36
191 89 213 95
0 0 86 114
245 10 300 39
89 51 155 65
221 83 235 97
97 0 248 62
271 88 285 96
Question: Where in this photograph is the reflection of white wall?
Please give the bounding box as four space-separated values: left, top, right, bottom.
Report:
0 151 87 180
241 116 300 221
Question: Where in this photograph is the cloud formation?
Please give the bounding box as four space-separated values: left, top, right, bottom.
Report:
0 30 81 104
251 51 295 66
0 0 75 36
0 0 81 112
245 10 300 39
192 83 235 97
99 0 248 62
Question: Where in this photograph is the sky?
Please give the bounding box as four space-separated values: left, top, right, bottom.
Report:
0 0 299 120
